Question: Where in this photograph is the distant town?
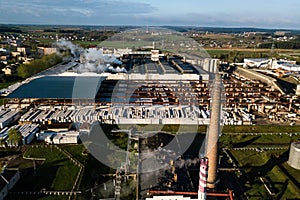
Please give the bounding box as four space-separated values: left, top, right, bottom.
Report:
0 25 299 200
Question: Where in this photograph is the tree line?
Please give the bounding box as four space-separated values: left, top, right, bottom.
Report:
259 41 300 49
17 54 63 78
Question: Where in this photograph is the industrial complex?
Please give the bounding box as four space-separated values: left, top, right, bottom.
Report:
0 35 300 199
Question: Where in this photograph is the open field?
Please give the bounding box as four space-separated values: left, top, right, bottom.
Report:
206 48 300 53
60 144 116 199
5 146 81 200
101 124 300 134
198 33 236 39
117 124 207 133
4 144 115 200
225 130 300 200
220 134 299 149
19 146 80 191
61 144 136 200
222 125 300 133
206 48 300 61
100 40 153 48
119 124 300 134
73 40 101 47
229 149 300 199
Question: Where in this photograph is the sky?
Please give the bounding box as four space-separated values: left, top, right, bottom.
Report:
0 0 300 29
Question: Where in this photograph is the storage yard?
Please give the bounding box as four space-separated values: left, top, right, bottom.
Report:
0 51 300 146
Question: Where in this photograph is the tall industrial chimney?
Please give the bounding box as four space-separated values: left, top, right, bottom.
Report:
198 157 209 200
206 74 222 189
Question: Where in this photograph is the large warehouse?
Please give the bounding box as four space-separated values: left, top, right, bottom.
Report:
8 53 215 125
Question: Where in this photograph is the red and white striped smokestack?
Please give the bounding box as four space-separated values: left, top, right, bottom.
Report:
198 157 209 200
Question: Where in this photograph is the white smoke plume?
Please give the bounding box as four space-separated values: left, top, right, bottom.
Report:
77 48 125 73
175 157 200 169
76 62 108 73
55 40 125 73
55 40 83 58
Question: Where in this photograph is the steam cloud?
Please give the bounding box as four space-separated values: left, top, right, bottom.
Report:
175 157 200 168
55 40 126 73
77 48 126 73
55 40 83 58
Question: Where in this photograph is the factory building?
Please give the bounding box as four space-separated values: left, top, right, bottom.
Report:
272 60 300 72
5 124 39 146
37 47 57 56
43 130 79 144
19 124 39 145
243 58 271 68
0 109 20 129
0 128 9 145
243 58 300 73
8 55 213 126
288 142 300 170
36 130 56 141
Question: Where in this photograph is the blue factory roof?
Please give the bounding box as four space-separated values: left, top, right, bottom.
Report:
8 76 105 99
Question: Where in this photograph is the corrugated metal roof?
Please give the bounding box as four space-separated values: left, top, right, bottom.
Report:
8 76 105 99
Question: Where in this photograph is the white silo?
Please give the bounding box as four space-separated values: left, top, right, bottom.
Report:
296 85 300 96
288 142 300 170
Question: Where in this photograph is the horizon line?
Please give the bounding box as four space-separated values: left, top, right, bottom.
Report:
1 23 300 31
